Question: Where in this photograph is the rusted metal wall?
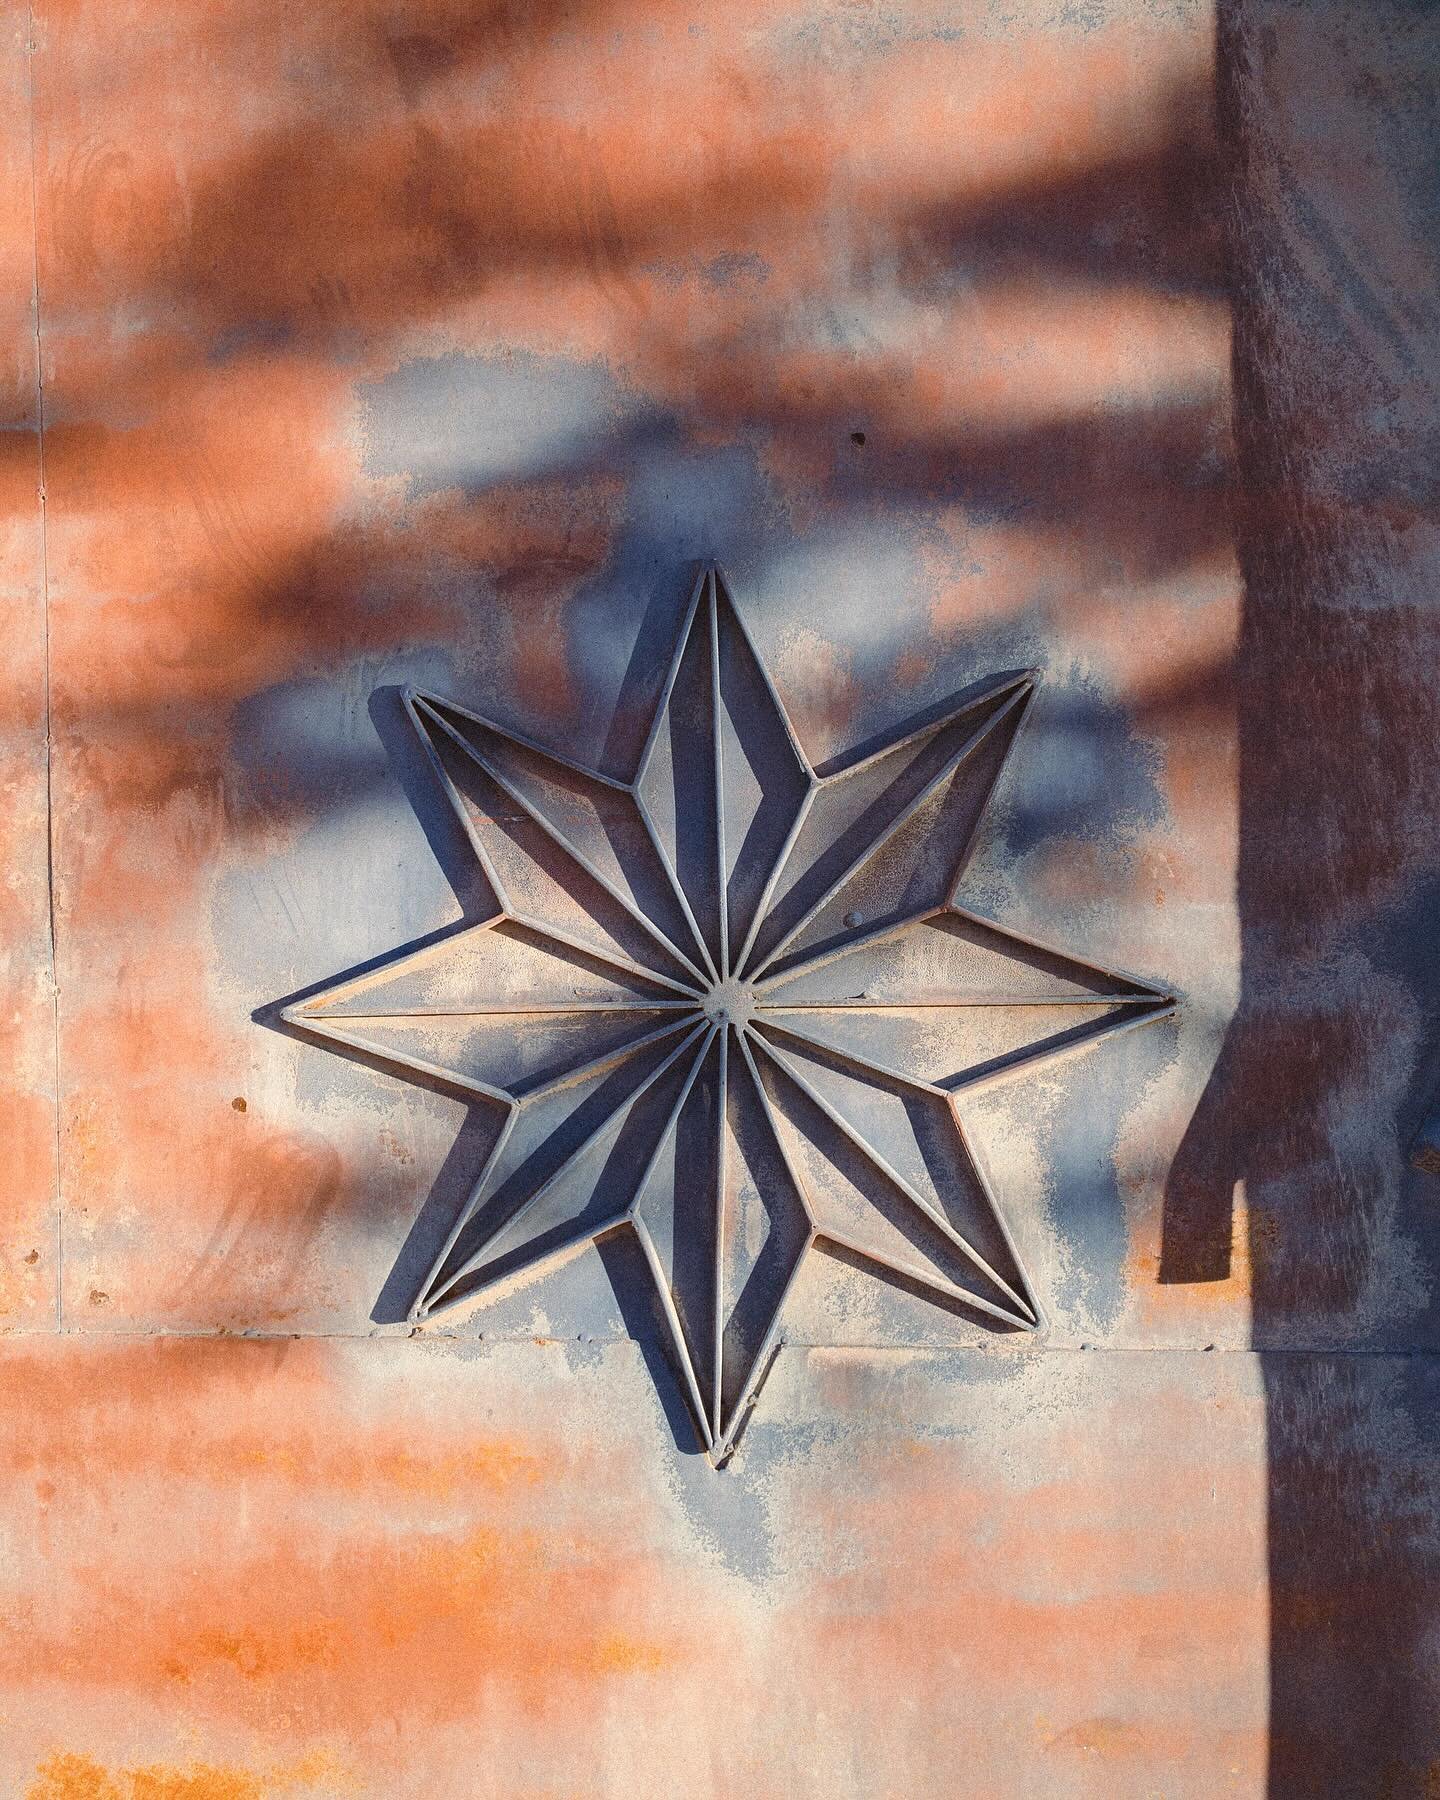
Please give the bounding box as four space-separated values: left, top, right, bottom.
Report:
2 1 1437 1795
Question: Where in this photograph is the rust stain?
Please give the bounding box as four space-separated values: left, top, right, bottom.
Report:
2 1338 693 1767
28 1755 261 1800
27 1748 355 1800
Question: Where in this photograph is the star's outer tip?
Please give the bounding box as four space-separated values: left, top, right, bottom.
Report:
279 1001 308 1026
402 683 443 716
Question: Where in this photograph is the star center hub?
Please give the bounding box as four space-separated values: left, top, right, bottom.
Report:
701 978 757 1028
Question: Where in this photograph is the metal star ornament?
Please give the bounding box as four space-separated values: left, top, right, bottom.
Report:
284 566 1174 1463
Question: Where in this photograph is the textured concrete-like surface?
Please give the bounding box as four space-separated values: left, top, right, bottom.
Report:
6 0 1440 1794
5 1336 1273 1799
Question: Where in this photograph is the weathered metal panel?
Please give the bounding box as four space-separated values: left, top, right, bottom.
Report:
6 0 1440 1793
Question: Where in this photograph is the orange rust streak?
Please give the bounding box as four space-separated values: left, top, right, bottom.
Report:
6 1339 693 1745
27 1747 358 1799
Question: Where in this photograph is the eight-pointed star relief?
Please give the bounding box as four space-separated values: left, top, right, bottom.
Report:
283 566 1174 1464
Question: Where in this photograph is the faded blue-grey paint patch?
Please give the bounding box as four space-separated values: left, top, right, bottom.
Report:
219 648 462 1007
1040 1015 1179 1327
358 349 649 497
1000 675 1167 866
699 251 771 291
208 317 298 367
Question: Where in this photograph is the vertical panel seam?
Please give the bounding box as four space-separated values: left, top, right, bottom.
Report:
24 2 60 1333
